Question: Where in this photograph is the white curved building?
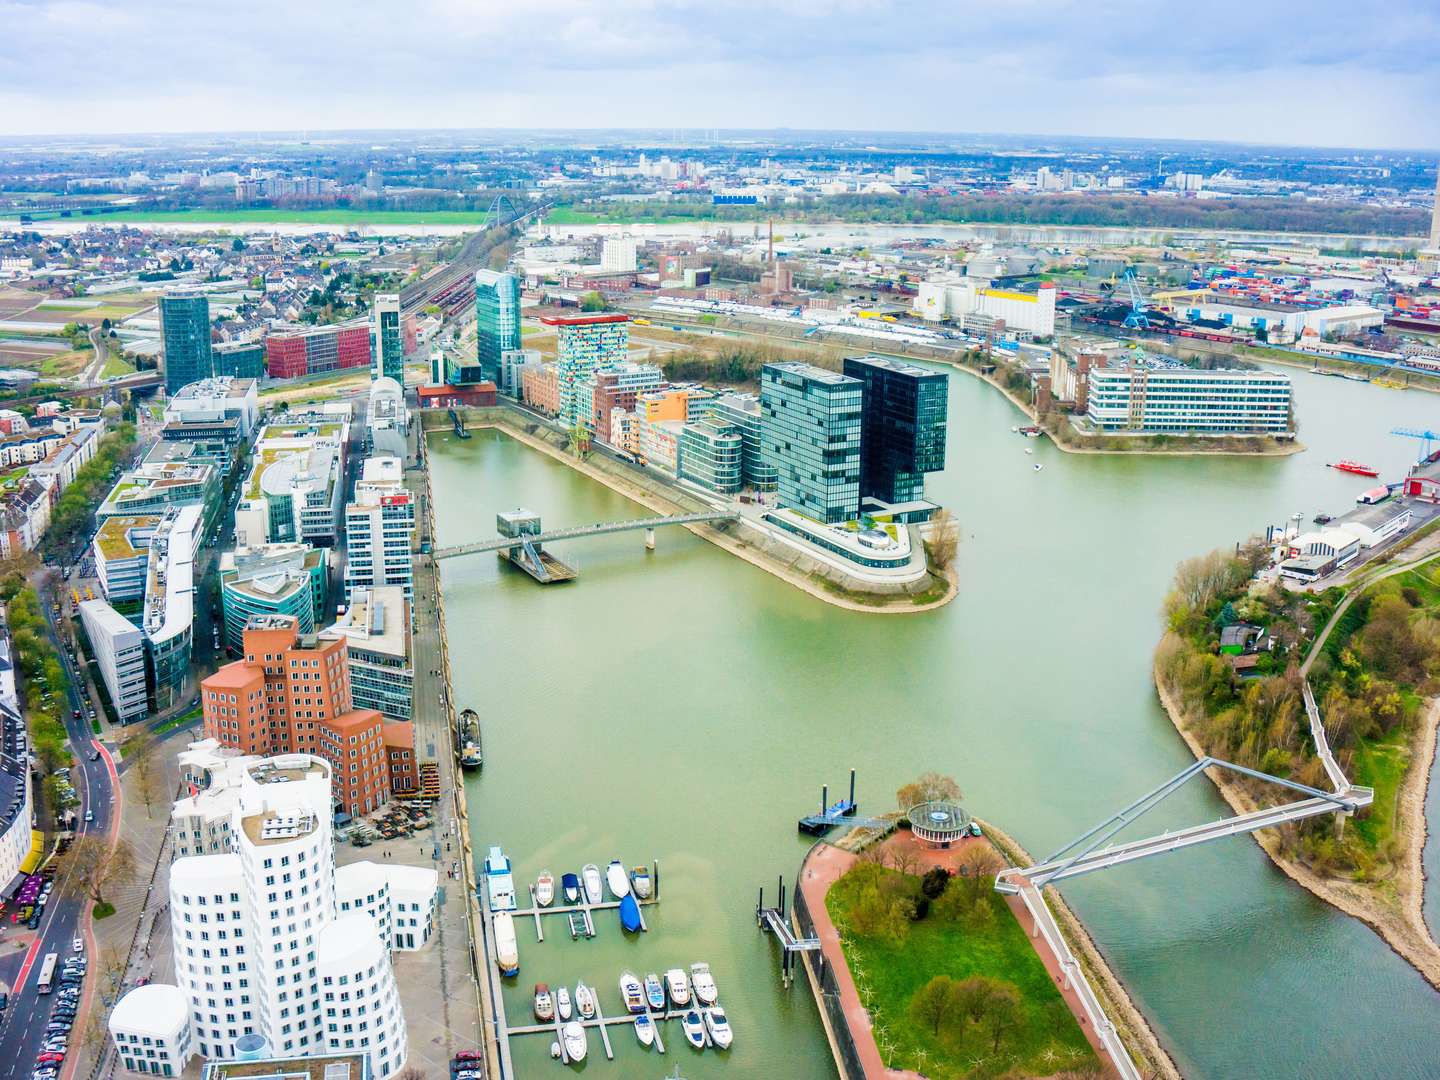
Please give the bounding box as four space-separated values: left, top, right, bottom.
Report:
113 751 432 1080
317 913 408 1077
110 983 194 1077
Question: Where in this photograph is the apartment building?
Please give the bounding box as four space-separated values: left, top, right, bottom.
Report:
322 587 414 722
343 456 415 602
543 312 630 427
219 544 328 654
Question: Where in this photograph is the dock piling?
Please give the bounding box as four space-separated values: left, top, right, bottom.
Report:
849 767 856 811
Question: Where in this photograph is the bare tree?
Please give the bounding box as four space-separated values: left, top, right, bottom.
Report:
887 843 923 879
896 772 962 812
393 1068 426 1080
955 843 1002 903
924 508 960 571
67 835 137 908
123 727 165 819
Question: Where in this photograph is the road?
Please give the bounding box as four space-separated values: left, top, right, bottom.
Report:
0 578 119 1080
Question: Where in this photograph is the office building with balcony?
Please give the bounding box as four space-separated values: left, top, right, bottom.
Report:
219 544 328 654
111 745 434 1078
372 293 404 382
474 269 521 387
98 461 222 536
234 421 348 548
708 391 777 492
343 456 414 603
843 354 948 509
677 418 743 494
759 362 862 524
164 376 259 440
93 514 162 604
159 291 214 396
543 313 630 428
322 587 413 722
582 362 665 443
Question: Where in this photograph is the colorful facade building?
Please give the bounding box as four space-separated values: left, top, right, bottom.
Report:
543 313 630 428
584 362 665 443
264 320 372 379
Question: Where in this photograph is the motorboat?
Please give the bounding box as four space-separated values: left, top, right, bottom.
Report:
703 1006 733 1049
619 970 646 1014
634 1013 655 1047
631 865 652 899
561 872 580 905
690 963 717 1006
1330 460 1380 477
682 1009 706 1049
556 986 572 1021
1024 447 1034 455
581 864 603 905
1033 463 1043 472
483 847 516 912
644 972 665 1012
533 983 554 1022
492 912 518 977
535 870 555 908
575 982 596 1020
562 1021 587 1062
606 860 631 898
619 893 642 932
665 967 691 1007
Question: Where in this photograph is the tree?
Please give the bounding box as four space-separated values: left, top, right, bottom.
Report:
66 835 137 908
920 866 950 899
909 975 961 1035
896 772 962 811
579 290 608 312
953 974 1001 1024
981 980 1023 1051
394 1068 426 1080
924 508 960 571
123 727 165 819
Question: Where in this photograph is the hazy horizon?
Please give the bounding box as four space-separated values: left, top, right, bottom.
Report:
3 0 1437 151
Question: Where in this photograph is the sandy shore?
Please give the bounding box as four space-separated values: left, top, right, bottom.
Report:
1154 646 1440 990
935 357 1304 457
447 413 960 615
979 819 1182 1080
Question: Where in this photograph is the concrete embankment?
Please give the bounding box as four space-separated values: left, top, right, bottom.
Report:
1153 647 1440 991
421 405 957 614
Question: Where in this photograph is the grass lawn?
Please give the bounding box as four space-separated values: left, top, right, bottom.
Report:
152 707 202 737
40 350 92 377
0 208 501 227
827 865 1097 1079
1350 725 1411 857
101 355 136 379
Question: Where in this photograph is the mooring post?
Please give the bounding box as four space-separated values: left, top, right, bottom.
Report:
849 768 856 808
653 857 660 900
778 875 786 919
821 784 828 817
756 885 763 925
644 527 656 550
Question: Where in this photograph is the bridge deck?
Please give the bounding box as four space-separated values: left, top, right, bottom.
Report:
434 512 737 560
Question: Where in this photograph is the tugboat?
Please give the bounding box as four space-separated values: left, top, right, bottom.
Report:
458 709 483 770
1330 460 1380 477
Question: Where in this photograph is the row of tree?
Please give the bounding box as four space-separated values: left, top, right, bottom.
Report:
43 422 137 556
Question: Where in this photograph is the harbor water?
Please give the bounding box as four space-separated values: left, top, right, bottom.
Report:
435 367 1440 1079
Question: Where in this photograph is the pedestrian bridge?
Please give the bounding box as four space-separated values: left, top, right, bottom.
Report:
431 511 738 561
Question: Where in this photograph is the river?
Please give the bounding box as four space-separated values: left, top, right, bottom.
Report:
433 368 1440 1079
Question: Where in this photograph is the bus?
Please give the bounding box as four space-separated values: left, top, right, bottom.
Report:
36 952 58 994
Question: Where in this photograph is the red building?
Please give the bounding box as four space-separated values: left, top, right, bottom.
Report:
265 320 373 378
417 382 497 408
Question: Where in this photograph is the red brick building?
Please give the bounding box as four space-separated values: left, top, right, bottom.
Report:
201 615 392 816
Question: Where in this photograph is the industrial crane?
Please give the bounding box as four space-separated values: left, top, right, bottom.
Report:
1122 267 1150 329
1392 427 1440 465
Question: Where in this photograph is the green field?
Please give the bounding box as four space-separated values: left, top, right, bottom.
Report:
101 355 136 379
827 862 1098 1078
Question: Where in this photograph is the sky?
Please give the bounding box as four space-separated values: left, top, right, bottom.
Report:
3 0 1438 149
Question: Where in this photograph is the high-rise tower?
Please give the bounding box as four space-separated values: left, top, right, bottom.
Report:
159 290 214 395
372 293 403 382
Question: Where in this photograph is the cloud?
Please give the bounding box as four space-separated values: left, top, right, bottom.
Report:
0 0 1436 147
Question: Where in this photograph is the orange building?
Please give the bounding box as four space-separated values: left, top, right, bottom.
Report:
382 720 418 794
521 363 560 417
638 386 689 423
201 614 392 816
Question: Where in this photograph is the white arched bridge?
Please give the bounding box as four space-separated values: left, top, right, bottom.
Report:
431 511 738 561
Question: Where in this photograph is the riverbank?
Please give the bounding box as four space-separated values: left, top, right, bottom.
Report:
1245 348 1440 398
1154 651 1440 990
980 819 1182 1080
424 406 958 614
933 354 1305 457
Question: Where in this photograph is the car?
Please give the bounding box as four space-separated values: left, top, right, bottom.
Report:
71 710 80 720
83 810 93 823
454 1051 482 1061
87 710 95 719
36 1053 63 1064
0 991 7 1009
26 915 39 930
88 750 100 762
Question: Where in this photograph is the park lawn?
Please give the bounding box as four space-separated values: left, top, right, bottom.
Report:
827 866 1097 1079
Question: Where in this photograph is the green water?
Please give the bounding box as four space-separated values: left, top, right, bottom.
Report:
438 367 1440 1079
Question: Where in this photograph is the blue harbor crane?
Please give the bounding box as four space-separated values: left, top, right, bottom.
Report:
1391 427 1440 464
1122 267 1151 329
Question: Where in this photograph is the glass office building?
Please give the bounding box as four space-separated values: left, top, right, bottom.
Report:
372 293 404 382
759 362 862 524
213 340 265 380
159 291 214 395
677 418 743 494
842 355 948 503
708 392 777 492
474 269 521 387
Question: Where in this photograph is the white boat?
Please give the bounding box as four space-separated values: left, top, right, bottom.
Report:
606 859 631 898
690 963 718 1006
575 982 596 1020
681 1009 705 1049
619 970 646 1014
484 846 516 912
1025 447 1034 455
703 1006 733 1049
492 912 518 977
535 870 555 908
581 863 603 905
664 967 691 1007
562 1020 587 1062
556 986 572 1021
1033 462 1043 472
533 983 554 1022
631 865 653 899
634 1013 655 1047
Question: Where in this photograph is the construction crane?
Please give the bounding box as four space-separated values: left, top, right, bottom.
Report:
1122 267 1150 329
1392 427 1440 464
